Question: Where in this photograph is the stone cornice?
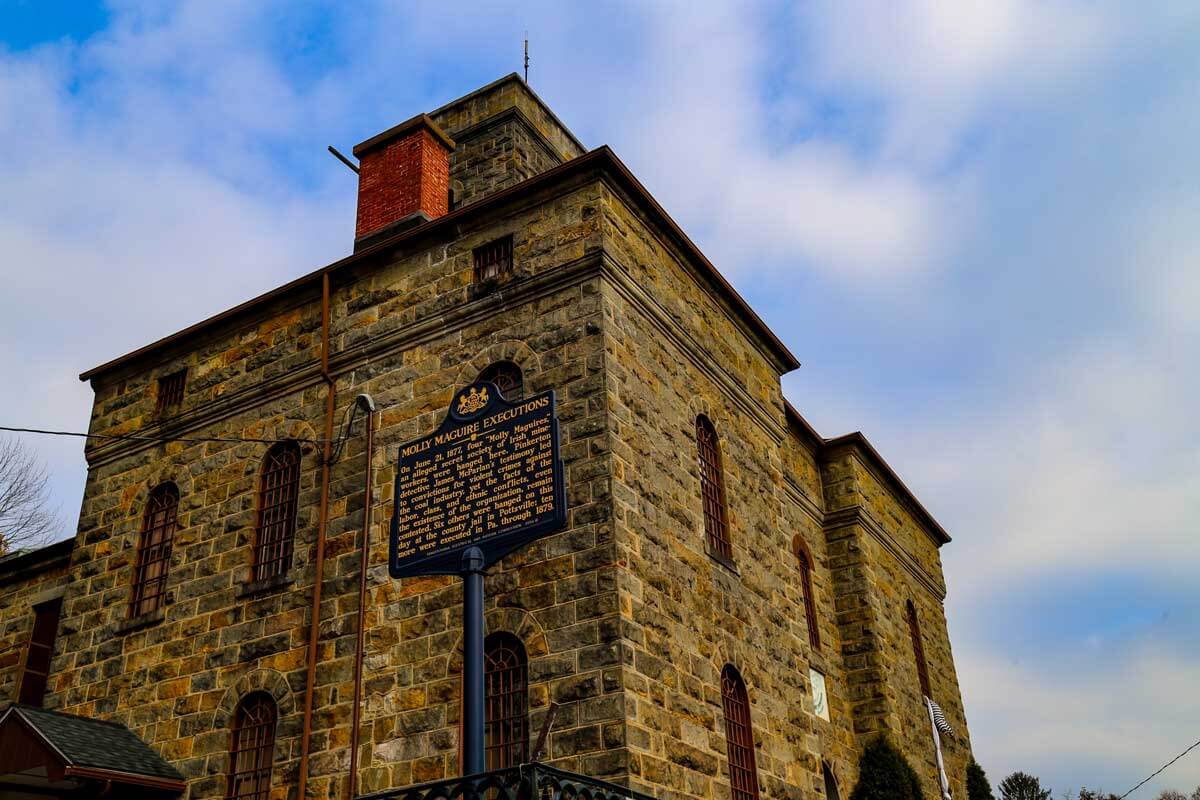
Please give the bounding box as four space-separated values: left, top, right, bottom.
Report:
81 147 797 384
781 475 824 526
823 506 947 601
84 252 608 468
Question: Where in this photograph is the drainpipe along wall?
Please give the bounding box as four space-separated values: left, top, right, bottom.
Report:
298 272 336 799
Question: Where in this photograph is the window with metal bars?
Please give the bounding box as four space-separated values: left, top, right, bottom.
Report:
18 597 62 707
130 483 179 617
227 692 277 800
796 544 821 651
477 361 524 402
253 442 301 582
473 235 513 283
906 599 931 698
156 369 187 412
484 632 529 770
696 415 732 563
720 665 760 800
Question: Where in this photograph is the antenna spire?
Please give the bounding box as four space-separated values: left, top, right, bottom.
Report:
523 32 529 83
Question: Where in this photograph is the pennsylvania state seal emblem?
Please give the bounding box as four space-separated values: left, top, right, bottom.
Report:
457 386 489 416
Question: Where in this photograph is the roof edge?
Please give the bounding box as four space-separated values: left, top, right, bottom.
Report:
428 72 587 155
352 112 454 157
0 538 73 574
81 146 799 381
823 430 952 545
783 402 950 545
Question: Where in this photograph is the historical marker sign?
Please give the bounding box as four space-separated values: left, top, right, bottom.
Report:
388 382 567 578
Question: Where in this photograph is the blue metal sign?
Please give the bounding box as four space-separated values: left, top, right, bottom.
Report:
388 382 567 578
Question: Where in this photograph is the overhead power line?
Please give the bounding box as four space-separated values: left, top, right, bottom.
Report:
0 425 326 447
1119 736 1200 799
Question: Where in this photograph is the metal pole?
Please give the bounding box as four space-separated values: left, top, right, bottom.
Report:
349 404 375 799
461 545 486 776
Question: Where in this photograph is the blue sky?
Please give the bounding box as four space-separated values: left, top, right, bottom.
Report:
2 1 1198 795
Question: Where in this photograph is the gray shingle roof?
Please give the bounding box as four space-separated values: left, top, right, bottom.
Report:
3 704 184 782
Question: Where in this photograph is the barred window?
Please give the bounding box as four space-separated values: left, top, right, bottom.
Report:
156 369 186 412
720 665 759 800
696 415 731 563
253 442 301 582
130 483 179 617
484 632 529 770
478 361 524 402
796 543 821 651
227 693 277 800
18 597 62 707
906 599 931 698
473 235 513 282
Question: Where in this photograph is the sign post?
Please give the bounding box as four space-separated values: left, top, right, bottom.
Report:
389 382 567 775
461 546 485 775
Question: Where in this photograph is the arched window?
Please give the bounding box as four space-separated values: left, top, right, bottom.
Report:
822 762 841 800
227 693 277 800
795 540 821 651
906 600 931 698
130 483 179 617
696 415 731 563
720 665 760 800
254 442 301 581
478 361 524 401
484 632 529 769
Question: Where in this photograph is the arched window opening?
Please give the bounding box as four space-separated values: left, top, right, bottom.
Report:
720 665 760 800
796 544 821 651
254 441 301 581
227 693 278 800
906 599 931 698
130 483 179 617
18 597 62 707
822 762 841 800
696 415 731 563
478 361 524 402
484 632 529 770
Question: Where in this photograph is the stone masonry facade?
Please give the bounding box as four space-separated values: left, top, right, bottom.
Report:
0 74 972 800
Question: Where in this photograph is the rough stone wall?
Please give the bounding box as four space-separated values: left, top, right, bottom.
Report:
444 115 566 209
781 427 861 797
597 184 848 800
430 75 584 164
430 75 585 210
318 177 621 792
845 450 970 799
0 549 71 704
54 175 618 800
41 87 972 800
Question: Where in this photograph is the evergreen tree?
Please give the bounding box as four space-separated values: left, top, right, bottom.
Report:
967 758 995 800
849 737 925 800
998 772 1051 800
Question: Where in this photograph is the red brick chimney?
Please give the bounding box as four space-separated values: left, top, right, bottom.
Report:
352 113 455 246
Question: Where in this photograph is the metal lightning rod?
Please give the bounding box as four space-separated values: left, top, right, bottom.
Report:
524 32 529 83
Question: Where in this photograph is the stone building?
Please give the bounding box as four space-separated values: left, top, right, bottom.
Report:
0 75 972 800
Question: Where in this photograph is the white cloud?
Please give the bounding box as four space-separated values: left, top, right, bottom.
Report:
554 1 955 282
3 2 1200 794
0 4 354 527
800 0 1115 166
960 641 1200 794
